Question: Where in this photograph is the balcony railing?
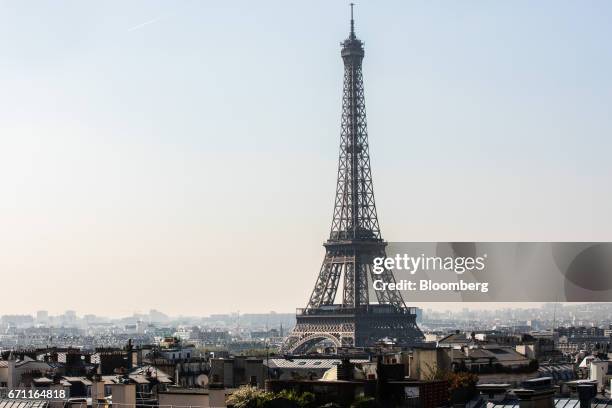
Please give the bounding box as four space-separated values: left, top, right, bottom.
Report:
297 305 418 316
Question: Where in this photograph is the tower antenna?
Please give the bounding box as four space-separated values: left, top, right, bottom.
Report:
350 3 355 37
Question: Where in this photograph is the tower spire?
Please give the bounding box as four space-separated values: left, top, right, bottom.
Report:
350 3 355 38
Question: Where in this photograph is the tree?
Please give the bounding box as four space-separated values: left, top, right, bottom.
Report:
350 396 379 408
226 386 268 408
226 386 316 408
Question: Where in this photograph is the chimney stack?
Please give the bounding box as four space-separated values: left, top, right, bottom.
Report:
337 358 354 381
514 377 555 408
110 383 136 408
577 383 597 408
477 384 511 402
7 351 18 389
91 376 106 408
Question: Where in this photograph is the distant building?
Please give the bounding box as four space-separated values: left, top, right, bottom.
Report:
410 342 539 385
1 315 34 328
36 311 48 324
158 387 229 408
209 357 266 388
264 358 370 381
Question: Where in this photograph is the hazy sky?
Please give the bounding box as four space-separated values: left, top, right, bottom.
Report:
1 1 611 317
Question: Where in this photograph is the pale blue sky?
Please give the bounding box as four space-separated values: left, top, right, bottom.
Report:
1 1 611 316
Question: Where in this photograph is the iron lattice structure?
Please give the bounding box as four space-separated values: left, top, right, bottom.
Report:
284 8 423 354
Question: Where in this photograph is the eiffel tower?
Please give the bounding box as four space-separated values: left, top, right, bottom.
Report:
283 5 423 354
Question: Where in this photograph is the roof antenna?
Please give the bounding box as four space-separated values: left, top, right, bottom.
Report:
350 3 355 38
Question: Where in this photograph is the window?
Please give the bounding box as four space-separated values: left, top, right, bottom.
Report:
489 349 509 354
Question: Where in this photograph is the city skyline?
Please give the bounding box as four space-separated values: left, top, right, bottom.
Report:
1 302 591 319
2 1 612 316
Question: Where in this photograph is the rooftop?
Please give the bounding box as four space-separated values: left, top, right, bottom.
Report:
487 398 612 408
0 400 48 408
265 358 369 370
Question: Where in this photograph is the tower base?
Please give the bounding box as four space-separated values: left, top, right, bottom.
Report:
283 305 424 354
